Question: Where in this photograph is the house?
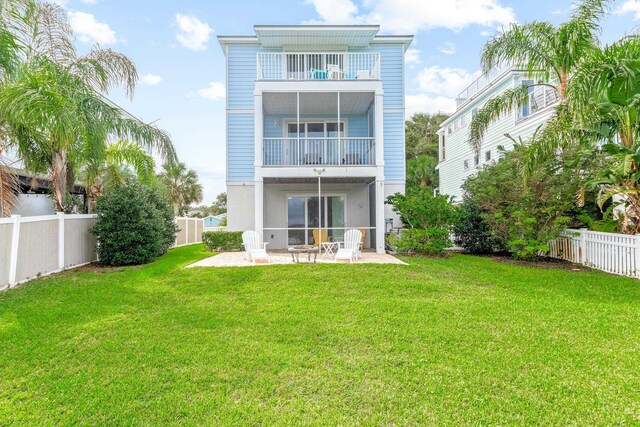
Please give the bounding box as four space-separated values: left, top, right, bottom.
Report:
204 215 225 227
218 25 413 253
436 66 559 202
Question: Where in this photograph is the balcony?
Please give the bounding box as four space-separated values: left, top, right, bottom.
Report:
257 52 380 81
517 86 559 121
264 137 375 166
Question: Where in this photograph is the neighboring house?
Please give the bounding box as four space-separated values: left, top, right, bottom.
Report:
9 167 86 216
436 66 559 202
204 215 225 227
218 25 413 252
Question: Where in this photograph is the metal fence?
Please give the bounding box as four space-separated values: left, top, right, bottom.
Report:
257 52 380 80
263 137 375 166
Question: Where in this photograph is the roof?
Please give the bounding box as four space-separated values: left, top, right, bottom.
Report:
218 25 413 51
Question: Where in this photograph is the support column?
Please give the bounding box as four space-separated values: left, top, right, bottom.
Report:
254 90 264 236
254 179 264 237
374 90 385 254
375 180 385 254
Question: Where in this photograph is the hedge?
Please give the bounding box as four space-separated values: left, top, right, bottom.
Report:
202 231 243 252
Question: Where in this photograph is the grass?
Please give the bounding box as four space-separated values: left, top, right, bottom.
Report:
1 245 640 425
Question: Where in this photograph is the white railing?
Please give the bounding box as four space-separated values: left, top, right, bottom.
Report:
549 229 640 278
0 213 98 290
174 217 204 247
257 52 380 81
517 85 559 120
263 137 375 166
456 64 511 108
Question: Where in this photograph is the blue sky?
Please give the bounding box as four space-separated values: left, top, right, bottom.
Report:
54 0 640 203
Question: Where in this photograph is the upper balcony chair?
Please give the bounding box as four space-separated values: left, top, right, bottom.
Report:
335 229 362 263
241 230 270 264
309 68 329 80
312 228 330 247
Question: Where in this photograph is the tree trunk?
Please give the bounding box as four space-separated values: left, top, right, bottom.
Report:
558 71 568 102
50 150 67 212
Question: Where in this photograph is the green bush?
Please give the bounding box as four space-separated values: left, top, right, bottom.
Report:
452 196 501 254
202 231 243 252
388 228 451 255
91 181 177 266
386 187 455 255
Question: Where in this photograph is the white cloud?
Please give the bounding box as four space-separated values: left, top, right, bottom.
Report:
405 48 421 64
416 66 481 98
175 14 212 51
615 0 640 20
304 0 361 24
140 73 163 85
439 42 456 55
305 0 516 32
196 81 225 100
68 11 117 45
406 95 456 117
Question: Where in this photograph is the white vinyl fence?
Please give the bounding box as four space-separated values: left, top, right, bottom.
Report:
174 217 204 247
1 214 98 290
549 229 640 278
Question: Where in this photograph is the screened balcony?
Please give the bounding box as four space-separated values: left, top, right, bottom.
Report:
260 91 377 167
257 52 380 81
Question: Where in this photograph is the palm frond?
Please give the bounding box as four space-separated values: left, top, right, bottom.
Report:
481 21 559 80
468 84 531 152
69 46 138 98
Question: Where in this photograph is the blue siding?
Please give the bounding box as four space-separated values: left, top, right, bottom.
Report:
227 45 261 110
227 113 254 181
351 44 404 109
383 112 405 181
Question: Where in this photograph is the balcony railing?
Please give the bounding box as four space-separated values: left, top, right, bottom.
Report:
517 86 559 121
263 137 375 166
456 64 511 108
257 52 380 81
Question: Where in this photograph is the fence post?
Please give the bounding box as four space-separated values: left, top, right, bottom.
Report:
635 235 640 279
57 212 65 271
8 215 21 287
580 228 588 266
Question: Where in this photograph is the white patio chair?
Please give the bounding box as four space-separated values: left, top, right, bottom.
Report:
241 230 270 263
335 229 362 263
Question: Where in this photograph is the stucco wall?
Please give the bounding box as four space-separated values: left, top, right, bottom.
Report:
227 183 255 232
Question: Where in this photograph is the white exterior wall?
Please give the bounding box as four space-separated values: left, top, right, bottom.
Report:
438 72 557 202
226 183 255 231
384 181 404 228
263 182 371 249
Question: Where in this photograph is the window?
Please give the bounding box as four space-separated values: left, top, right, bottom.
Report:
471 107 478 118
463 159 470 171
485 150 491 162
474 154 480 167
447 126 452 135
440 135 446 161
520 80 534 118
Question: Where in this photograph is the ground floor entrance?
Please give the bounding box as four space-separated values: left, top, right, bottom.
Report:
287 195 345 246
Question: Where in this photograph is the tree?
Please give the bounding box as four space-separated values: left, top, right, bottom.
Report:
82 140 156 212
468 0 609 151
0 1 176 212
405 112 449 159
406 155 438 188
210 192 227 215
159 162 203 215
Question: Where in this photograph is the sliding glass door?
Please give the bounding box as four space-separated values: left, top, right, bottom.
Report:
287 195 346 246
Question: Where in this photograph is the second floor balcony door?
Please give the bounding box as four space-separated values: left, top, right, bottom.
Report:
287 121 345 165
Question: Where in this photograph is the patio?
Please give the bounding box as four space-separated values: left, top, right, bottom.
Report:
186 250 407 268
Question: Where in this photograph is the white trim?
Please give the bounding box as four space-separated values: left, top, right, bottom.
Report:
255 80 382 93
261 166 378 178
383 108 403 113
283 119 349 138
227 109 254 113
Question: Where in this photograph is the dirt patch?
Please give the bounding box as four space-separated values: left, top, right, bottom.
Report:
70 263 135 275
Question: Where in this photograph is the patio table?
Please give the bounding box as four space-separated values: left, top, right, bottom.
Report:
320 241 340 259
288 245 319 263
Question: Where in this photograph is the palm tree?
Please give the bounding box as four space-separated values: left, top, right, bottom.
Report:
468 0 609 151
406 155 438 188
82 140 156 212
159 162 203 215
0 1 176 212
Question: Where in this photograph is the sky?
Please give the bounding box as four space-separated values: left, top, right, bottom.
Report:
51 0 640 204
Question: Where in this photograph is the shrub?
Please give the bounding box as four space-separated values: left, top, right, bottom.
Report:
388 228 450 255
202 231 243 252
91 181 177 266
452 196 501 254
386 187 455 255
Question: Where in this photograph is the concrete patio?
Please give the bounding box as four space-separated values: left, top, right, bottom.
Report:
186 250 407 268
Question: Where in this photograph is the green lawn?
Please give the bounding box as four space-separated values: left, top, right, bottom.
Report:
1 246 639 425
